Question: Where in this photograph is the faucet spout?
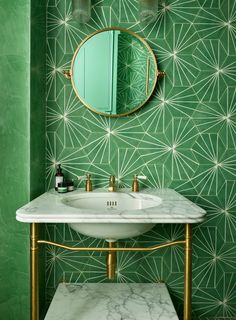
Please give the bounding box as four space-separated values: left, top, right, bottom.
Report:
108 175 117 192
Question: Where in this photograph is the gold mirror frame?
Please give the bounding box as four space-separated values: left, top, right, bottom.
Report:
68 27 162 117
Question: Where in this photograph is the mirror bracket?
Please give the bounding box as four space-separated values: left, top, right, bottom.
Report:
157 71 166 78
63 70 72 80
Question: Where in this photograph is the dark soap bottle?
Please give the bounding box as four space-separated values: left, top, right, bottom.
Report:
55 164 64 191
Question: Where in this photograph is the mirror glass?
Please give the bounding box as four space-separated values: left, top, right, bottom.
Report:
71 28 158 117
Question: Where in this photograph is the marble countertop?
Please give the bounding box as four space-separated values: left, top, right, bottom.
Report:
16 188 206 224
44 283 179 320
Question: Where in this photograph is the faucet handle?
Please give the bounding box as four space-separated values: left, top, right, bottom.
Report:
136 175 148 180
132 175 148 192
77 174 92 191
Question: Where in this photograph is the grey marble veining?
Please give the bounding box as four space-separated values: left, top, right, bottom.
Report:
16 188 206 224
44 283 179 320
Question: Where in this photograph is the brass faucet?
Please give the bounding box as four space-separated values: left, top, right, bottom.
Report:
132 175 148 192
85 174 92 192
132 175 139 192
108 175 116 192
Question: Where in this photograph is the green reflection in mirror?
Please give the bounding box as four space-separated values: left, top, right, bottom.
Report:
71 28 158 117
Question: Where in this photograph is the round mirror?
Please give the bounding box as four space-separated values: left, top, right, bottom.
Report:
71 28 158 117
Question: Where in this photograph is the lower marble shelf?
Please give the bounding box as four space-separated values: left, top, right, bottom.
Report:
44 282 179 320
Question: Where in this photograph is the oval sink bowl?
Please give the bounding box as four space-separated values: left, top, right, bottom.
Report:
68 222 156 241
61 192 162 241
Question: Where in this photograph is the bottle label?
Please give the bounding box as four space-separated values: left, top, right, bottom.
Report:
55 176 63 188
58 187 67 193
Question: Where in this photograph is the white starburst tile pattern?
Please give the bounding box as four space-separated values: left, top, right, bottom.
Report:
45 0 236 318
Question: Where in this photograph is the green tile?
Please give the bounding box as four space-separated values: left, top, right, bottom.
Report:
197 0 221 8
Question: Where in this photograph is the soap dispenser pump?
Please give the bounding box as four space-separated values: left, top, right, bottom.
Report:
55 164 64 191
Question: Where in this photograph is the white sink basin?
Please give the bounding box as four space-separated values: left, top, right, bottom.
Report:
61 192 161 211
61 192 162 241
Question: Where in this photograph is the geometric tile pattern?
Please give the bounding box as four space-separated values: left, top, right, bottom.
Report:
46 1 236 318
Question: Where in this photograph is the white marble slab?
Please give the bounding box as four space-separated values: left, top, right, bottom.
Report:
44 283 179 320
16 188 206 224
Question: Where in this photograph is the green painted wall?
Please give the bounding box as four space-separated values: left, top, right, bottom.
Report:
0 1 31 318
0 0 46 319
45 1 236 319
31 0 46 200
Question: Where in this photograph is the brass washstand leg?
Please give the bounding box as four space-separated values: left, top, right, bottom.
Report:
106 241 116 280
184 224 192 320
31 223 39 320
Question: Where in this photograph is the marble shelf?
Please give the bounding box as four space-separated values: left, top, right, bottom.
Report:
44 283 179 320
16 188 206 224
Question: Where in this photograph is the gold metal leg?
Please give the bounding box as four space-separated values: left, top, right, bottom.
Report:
184 224 192 320
36 227 190 318
106 241 116 280
31 223 39 320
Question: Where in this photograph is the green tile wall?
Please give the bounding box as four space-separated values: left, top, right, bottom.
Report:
45 1 236 319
